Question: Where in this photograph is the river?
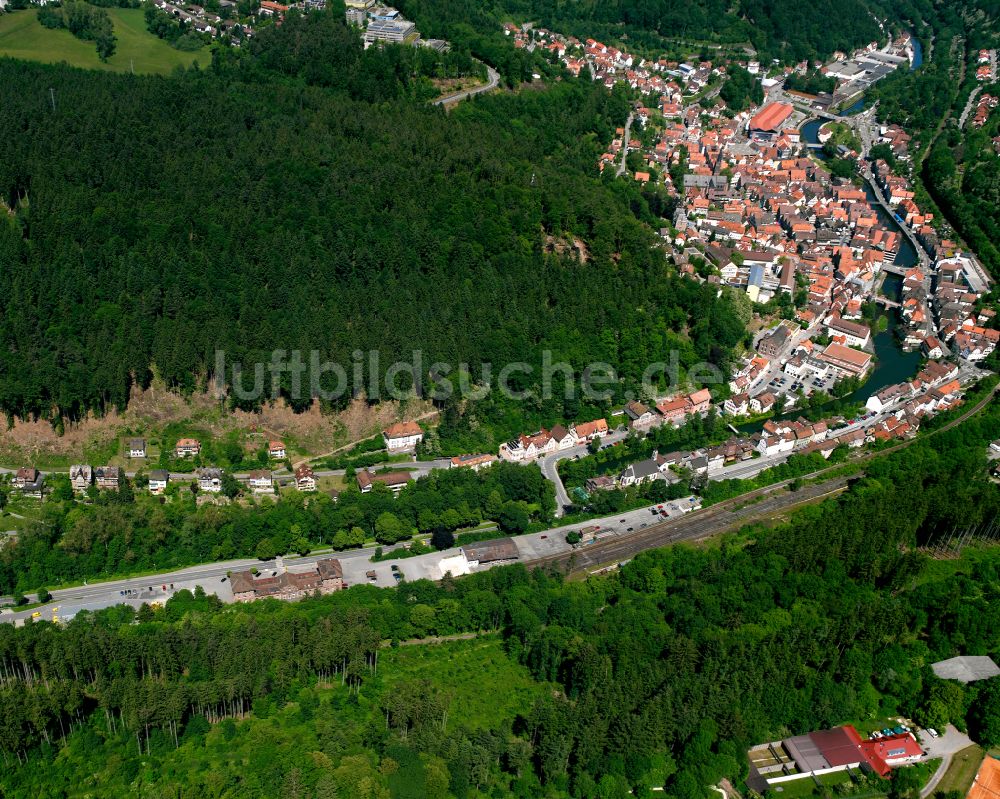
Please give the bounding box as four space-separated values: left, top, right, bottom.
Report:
735 118 924 433
814 33 923 118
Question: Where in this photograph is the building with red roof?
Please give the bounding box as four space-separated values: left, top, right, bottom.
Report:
749 103 794 139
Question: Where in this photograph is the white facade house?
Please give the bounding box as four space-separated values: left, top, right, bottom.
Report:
382 421 424 452
198 468 223 493
148 470 169 495
248 470 275 495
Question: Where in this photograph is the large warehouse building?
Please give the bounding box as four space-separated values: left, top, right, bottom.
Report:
749 102 794 140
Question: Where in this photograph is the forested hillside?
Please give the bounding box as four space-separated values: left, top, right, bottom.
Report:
0 11 744 428
2 403 1000 797
399 0 932 64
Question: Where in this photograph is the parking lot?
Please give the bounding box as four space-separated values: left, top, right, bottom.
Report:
764 369 837 399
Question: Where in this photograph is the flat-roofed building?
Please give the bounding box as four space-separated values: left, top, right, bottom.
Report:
363 18 415 44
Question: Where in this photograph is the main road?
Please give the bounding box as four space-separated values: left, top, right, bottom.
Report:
3 378 995 625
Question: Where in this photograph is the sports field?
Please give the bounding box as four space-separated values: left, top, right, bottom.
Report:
0 7 204 75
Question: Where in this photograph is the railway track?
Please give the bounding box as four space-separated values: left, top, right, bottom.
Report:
527 382 999 577
528 476 852 576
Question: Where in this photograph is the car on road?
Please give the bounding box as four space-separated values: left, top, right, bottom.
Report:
927 728 939 738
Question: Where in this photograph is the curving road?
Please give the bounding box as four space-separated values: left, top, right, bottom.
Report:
433 65 500 106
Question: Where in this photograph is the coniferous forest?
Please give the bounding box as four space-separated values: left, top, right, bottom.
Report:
1 401 1000 798
0 11 745 426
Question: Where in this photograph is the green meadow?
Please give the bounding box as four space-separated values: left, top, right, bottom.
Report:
0 7 204 74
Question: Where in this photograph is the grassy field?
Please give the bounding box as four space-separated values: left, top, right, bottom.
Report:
935 745 986 796
0 8 204 75
375 636 548 730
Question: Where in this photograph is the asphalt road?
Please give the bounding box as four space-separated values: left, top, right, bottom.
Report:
615 112 635 177
3 376 995 626
538 427 630 516
433 65 500 106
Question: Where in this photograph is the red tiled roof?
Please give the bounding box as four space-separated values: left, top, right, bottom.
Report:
750 102 793 132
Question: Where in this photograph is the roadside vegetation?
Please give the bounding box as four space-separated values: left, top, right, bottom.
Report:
2 402 1000 796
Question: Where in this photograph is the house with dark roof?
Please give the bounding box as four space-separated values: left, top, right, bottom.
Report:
623 400 658 430
94 466 122 491
357 469 411 495
230 558 344 602
619 458 666 487
69 465 93 494
461 538 519 566
127 438 147 458
148 470 169 495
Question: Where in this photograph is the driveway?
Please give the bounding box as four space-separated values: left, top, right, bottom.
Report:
919 724 973 798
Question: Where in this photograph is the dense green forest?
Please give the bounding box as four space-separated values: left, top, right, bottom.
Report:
0 11 745 432
399 0 928 64
1 397 1000 797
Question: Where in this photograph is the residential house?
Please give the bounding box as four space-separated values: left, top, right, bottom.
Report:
94 466 122 491
687 389 712 414
175 438 201 458
248 470 275 495
148 470 169 495
723 393 750 416
198 468 223 493
11 467 38 490
572 418 609 442
294 465 317 492
922 336 944 359
69 465 93 494
127 438 147 458
550 424 576 450
13 468 43 499
750 392 776 414
257 0 288 16
585 475 616 492
449 453 497 471
623 400 658 430
499 430 557 462
356 469 411 495
619 459 665 487
656 396 690 424
382 421 424 452
268 440 287 460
